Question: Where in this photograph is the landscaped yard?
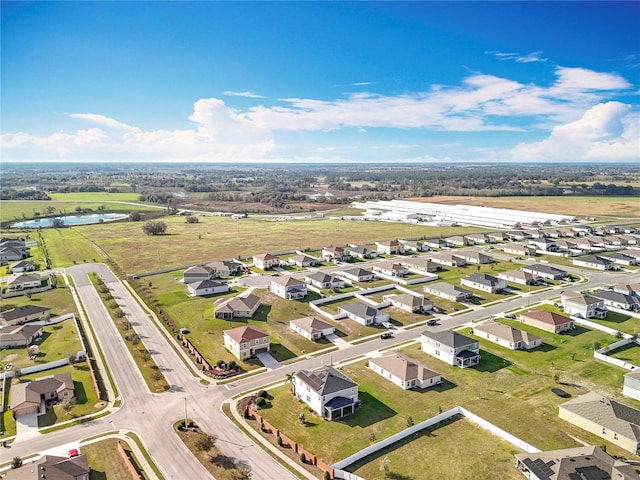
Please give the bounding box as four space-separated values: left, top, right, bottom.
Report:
609 342 640 367
82 438 144 480
588 311 639 335
347 415 523 480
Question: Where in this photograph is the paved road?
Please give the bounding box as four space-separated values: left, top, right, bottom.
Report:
7 262 640 479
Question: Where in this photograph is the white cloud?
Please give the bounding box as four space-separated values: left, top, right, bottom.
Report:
553 67 631 91
69 113 139 132
486 50 547 63
510 102 639 162
223 90 264 98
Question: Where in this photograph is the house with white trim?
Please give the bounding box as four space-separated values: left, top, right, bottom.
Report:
341 267 376 283
498 269 539 286
590 289 639 311
372 261 409 277
383 293 432 313
572 255 614 271
338 302 388 326
622 370 640 402
561 293 607 319
293 366 359 421
399 239 428 252
183 265 216 283
502 243 537 256
7 273 42 292
9 260 35 274
187 279 229 297
376 240 404 255
214 294 261 319
321 246 351 262
520 310 574 334
270 276 307 300
399 257 439 273
0 305 51 327
289 316 335 341
423 282 473 302
431 253 467 267
252 252 280 270
223 325 270 361
289 253 319 268
473 321 541 350
304 272 345 290
369 352 441 390
461 273 506 293
421 330 480 368
457 251 492 265
522 263 568 280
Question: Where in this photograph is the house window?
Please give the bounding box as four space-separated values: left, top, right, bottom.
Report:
435 350 440 356
602 427 607 435
614 433 618 440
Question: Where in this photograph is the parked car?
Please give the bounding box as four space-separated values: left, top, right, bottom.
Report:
505 314 516 319
382 322 395 329
380 332 393 339
426 319 438 326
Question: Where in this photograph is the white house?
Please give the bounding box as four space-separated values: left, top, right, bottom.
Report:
183 265 216 284
423 282 473 302
369 352 441 390
223 325 270 361
498 269 539 286
372 261 409 277
289 316 336 341
572 255 614 271
376 240 404 255
338 302 389 325
457 251 492 265
383 293 433 313
431 253 467 267
304 271 345 290
252 253 280 270
622 370 640 402
187 279 229 297
321 246 351 262
270 276 307 300
561 293 607 319
473 321 541 350
461 273 506 293
421 330 480 368
293 366 359 421
341 267 376 283
399 239 428 251
9 260 35 274
522 264 568 280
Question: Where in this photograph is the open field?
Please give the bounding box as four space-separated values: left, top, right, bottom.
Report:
347 415 523 480
407 195 640 219
48 192 141 202
82 438 143 480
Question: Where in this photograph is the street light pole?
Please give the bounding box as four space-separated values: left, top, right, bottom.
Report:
184 397 188 428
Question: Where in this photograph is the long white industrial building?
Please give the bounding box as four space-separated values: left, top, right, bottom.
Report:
350 199 576 229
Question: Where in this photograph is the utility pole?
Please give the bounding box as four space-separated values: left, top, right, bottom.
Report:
184 397 188 428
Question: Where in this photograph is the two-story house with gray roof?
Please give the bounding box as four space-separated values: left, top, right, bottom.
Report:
421 330 480 368
293 366 359 420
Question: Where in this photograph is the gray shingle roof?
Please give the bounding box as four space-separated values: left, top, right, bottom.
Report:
421 329 478 349
296 366 358 396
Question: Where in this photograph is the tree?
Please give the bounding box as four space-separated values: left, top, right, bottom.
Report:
229 467 252 480
379 456 390 478
142 220 167 236
61 398 75 414
593 341 601 351
195 433 216 452
11 457 22 469
129 211 142 222
406 416 414 427
51 218 65 228
185 215 199 223
298 412 306 425
285 372 295 391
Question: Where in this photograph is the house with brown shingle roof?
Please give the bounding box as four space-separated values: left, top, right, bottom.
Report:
252 252 280 270
372 261 409 277
10 373 75 417
559 391 640 455
223 325 270 360
498 269 539 286
473 321 541 350
520 310 574 334
375 239 404 255
214 294 261 319
369 352 441 389
289 316 335 341
0 305 51 327
270 275 307 299
383 293 432 313
4 454 90 480
0 323 43 348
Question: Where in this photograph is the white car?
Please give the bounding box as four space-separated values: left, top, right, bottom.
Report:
382 322 395 329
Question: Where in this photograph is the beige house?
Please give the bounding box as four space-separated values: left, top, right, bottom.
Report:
288 253 319 267
559 391 640 455
223 325 270 360
270 276 307 300
252 253 280 270
289 316 335 341
7 273 42 291
214 294 261 319
10 373 75 417
520 309 574 334
369 352 441 390
383 293 432 313
473 321 541 350
0 305 51 327
497 269 539 286
376 239 404 255
0 324 43 349
4 454 90 480
372 261 409 277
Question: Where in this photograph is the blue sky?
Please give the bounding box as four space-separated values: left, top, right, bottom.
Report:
1 1 638 163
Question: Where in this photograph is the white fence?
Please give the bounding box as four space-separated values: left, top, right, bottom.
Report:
332 405 539 479
0 358 70 381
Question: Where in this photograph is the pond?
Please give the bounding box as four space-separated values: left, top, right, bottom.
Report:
12 213 129 228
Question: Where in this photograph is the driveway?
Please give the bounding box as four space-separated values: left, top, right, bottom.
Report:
256 352 281 370
15 409 40 437
325 333 348 348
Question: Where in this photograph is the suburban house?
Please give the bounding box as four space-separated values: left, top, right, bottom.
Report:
555 239 579 253
0 323 43 349
383 293 433 313
514 445 638 480
620 249 640 261
461 273 506 293
559 391 640 455
304 271 345 290
347 245 377 259
252 253 280 270
338 302 389 326
502 243 537 256
522 263 568 280
372 261 409 277
369 352 441 390
293 366 359 421
223 325 270 360
467 233 495 244
375 239 404 255
498 269 539 286
561 293 607 319
214 294 261 319
573 255 614 271
10 373 75 417
573 237 605 251
340 267 376 283
590 289 639 311
473 321 541 350
208 260 244 276
623 370 640 402
421 330 480 368
423 282 473 302
529 238 560 252
3 454 90 480
445 235 470 247
457 251 492 265
321 246 351 263
487 232 507 242
431 253 467 267
423 238 447 249
289 253 319 268
0 305 51 327
399 257 439 273
10 260 35 274
0 247 26 263
606 252 637 266
505 230 531 241
614 283 640 296
399 239 428 251
520 310 574 334
289 316 336 341
7 273 42 292
187 279 229 297
183 265 216 284
270 276 307 300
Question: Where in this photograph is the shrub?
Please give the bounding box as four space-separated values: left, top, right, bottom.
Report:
243 408 251 419
142 220 167 236
255 397 266 408
277 436 283 446
257 390 268 398
299 453 306 463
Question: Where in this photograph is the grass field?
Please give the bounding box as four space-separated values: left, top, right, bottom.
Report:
82 438 143 480
347 415 523 480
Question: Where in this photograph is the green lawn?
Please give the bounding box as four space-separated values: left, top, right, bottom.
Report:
82 438 143 480
609 342 640 366
0 276 78 316
347 415 523 480
588 311 639 335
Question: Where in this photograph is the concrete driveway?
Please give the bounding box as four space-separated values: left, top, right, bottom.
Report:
256 352 281 370
15 409 40 437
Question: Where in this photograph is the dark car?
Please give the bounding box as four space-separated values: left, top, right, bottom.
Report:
380 332 393 339
426 319 438 326
505 313 516 319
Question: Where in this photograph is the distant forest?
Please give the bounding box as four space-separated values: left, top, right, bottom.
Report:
1 163 638 212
